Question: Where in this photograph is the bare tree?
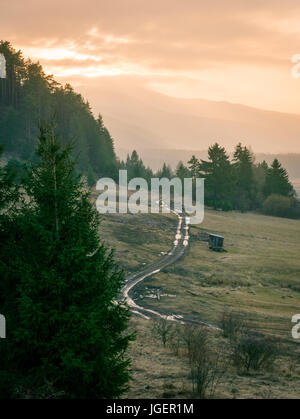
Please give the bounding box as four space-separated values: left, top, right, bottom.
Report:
152 317 174 347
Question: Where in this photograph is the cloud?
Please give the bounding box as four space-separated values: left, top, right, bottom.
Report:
1 0 300 112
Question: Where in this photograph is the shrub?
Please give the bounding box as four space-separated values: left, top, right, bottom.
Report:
219 309 246 340
185 327 224 399
231 331 279 372
180 325 209 364
262 194 292 218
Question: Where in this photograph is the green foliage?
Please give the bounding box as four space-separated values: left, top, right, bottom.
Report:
0 124 133 398
156 162 173 179
262 194 292 218
0 41 117 179
87 166 96 187
121 150 154 183
197 143 234 210
176 161 190 181
186 144 298 218
232 143 256 211
5 158 26 184
264 159 295 198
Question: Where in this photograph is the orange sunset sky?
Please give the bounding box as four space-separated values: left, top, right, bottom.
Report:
1 0 300 115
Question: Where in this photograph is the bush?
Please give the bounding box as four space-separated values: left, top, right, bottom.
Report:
231 331 279 372
262 194 292 218
180 325 209 365
190 350 224 399
219 309 246 340
185 327 224 399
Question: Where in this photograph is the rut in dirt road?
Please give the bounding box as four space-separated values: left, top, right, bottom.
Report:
122 204 220 330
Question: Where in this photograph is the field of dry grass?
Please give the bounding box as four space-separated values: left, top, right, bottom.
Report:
124 316 300 399
98 205 300 398
142 209 300 341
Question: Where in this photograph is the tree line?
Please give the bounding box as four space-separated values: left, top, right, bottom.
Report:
0 41 118 183
122 144 299 219
186 143 298 218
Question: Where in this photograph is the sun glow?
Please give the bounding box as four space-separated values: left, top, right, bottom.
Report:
23 47 102 62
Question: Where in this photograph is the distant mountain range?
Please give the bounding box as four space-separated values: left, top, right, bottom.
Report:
79 78 300 155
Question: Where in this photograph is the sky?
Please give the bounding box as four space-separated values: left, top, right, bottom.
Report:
1 0 300 114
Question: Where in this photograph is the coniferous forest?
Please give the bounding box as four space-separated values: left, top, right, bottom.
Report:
0 41 118 183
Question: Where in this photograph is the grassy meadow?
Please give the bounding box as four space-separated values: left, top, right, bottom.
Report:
98 202 300 398
141 209 300 340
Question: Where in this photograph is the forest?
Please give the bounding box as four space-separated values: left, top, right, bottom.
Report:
121 145 299 219
0 41 118 184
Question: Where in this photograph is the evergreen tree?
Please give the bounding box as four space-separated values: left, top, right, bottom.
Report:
233 143 256 211
176 161 190 181
198 143 233 210
188 155 200 179
157 162 172 179
125 150 153 182
1 123 132 398
264 158 295 198
0 145 21 397
253 160 268 206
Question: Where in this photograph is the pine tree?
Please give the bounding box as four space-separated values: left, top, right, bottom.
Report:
233 143 256 211
176 161 190 181
253 160 268 205
2 123 133 398
0 145 21 397
0 145 19 307
157 162 172 179
125 150 152 181
188 155 199 179
198 143 233 210
264 158 295 198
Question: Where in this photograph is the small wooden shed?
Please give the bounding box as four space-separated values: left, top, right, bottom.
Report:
208 234 224 252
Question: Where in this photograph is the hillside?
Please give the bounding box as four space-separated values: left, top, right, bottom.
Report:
0 41 118 180
76 77 300 154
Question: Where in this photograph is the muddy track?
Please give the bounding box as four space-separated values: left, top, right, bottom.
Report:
122 205 219 329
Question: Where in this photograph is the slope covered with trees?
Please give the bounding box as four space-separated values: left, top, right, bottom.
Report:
187 143 299 218
0 41 118 182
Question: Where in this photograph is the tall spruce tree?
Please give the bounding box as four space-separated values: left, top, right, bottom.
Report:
157 162 172 179
264 158 295 198
187 155 200 179
0 145 19 310
1 123 132 398
233 143 256 211
198 143 234 210
0 145 21 397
